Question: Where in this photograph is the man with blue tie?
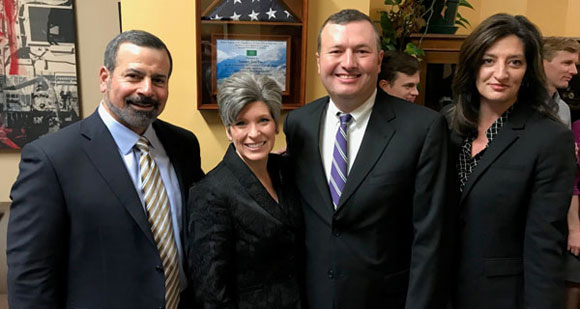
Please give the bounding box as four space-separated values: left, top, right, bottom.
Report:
284 9 451 309
7 30 204 308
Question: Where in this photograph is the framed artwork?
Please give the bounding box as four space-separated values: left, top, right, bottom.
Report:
196 0 308 110
0 0 80 150
211 34 291 95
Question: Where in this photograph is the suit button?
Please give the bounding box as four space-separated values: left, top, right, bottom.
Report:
328 269 334 279
155 265 163 272
333 229 340 237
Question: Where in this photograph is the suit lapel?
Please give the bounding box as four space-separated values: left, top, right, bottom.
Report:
80 112 157 247
223 145 290 225
459 104 528 204
299 98 336 215
337 92 396 211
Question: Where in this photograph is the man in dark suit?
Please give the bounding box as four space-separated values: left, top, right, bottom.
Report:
284 9 450 309
7 30 204 308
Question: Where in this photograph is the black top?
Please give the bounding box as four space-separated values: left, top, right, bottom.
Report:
186 144 304 309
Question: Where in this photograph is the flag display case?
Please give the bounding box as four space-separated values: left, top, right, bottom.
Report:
196 0 308 110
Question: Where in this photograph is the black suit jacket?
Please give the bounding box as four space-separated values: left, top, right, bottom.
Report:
187 145 304 309
284 90 450 309
449 103 576 308
7 111 204 309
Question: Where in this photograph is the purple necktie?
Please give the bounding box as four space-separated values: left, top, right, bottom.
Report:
329 113 352 208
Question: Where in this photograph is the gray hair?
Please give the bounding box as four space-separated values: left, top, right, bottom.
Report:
217 72 282 127
317 9 381 53
104 30 173 76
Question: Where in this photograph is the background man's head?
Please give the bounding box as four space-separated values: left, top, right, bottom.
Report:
543 37 580 95
378 51 420 102
99 30 172 134
316 9 383 112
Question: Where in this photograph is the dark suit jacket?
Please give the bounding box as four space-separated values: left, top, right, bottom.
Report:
449 103 576 308
7 111 204 309
187 145 304 309
284 90 450 309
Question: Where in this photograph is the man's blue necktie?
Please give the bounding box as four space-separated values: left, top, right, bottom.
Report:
329 113 352 209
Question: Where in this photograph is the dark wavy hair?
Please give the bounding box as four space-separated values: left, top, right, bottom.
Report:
104 30 173 77
450 14 556 136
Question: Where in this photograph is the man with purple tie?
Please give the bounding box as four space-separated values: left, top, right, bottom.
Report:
284 9 451 309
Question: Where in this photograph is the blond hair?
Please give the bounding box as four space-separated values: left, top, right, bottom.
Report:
543 37 580 61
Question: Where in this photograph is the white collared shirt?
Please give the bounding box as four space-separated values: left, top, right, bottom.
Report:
97 103 187 289
320 89 377 182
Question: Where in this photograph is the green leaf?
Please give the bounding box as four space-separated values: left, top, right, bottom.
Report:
394 0 402 4
404 43 424 57
456 13 471 26
455 19 467 28
458 0 474 10
380 11 393 29
385 0 396 5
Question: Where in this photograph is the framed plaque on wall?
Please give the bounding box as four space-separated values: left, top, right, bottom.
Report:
196 0 308 110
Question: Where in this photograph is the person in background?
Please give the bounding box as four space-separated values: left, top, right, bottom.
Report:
187 72 303 308
542 36 579 129
378 50 421 103
7 30 204 309
284 9 450 309
542 36 580 309
448 14 576 308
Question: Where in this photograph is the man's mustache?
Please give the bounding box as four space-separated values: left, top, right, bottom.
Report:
125 95 159 108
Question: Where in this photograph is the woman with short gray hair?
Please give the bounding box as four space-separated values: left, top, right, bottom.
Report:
217 72 282 128
187 72 304 308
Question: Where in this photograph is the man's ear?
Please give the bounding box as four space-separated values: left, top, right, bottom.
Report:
316 52 321 74
99 66 110 93
379 79 390 91
378 49 384 67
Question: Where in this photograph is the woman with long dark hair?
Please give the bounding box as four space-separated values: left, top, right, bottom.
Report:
448 14 576 308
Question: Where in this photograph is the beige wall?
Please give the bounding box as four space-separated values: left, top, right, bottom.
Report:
1 0 580 200
0 0 120 201
456 0 580 36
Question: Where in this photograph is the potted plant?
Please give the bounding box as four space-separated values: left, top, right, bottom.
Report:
379 0 473 57
423 0 473 34
380 0 427 57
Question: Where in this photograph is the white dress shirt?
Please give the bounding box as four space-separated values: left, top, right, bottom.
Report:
98 103 187 289
320 90 377 183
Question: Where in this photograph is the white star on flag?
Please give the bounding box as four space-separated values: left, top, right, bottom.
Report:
248 10 259 21
230 11 241 20
204 0 297 22
266 8 277 19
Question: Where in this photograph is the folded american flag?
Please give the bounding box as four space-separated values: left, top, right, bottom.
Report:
203 0 297 22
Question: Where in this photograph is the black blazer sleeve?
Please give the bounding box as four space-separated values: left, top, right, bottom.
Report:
7 142 67 308
524 126 575 307
406 114 450 308
188 181 237 309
